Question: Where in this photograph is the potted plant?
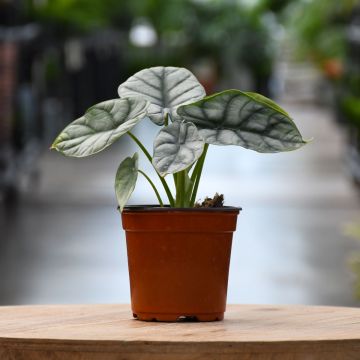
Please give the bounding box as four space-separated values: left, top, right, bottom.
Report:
51 66 308 321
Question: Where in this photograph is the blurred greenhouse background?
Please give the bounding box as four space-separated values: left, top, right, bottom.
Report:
1 0 360 306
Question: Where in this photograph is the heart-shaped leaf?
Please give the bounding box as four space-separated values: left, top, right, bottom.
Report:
51 98 149 157
153 121 205 176
118 66 206 125
115 153 139 212
177 90 307 153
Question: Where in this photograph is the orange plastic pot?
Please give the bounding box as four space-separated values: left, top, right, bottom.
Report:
121 206 241 322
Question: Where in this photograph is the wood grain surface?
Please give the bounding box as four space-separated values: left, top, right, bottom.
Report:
0 304 359 359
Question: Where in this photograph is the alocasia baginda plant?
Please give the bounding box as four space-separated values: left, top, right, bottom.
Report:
51 66 308 210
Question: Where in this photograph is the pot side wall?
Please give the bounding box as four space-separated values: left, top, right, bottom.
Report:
121 208 240 322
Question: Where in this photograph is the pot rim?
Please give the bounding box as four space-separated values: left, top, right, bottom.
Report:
122 205 242 213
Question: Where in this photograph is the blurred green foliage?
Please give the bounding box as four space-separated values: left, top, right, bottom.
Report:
283 0 360 127
131 0 289 86
24 0 291 83
342 96 360 126
25 0 132 32
284 0 357 66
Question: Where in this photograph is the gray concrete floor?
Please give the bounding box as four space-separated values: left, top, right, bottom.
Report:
0 103 359 306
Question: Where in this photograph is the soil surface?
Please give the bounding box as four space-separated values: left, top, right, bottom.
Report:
195 193 224 208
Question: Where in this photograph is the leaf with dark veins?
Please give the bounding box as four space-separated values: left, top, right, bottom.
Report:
177 90 308 153
153 121 205 176
51 98 149 157
118 66 205 125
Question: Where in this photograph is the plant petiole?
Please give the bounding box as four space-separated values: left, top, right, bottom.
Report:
127 131 175 206
138 170 164 207
189 143 209 207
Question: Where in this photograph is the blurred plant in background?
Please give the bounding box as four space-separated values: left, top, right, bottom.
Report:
340 4 360 129
284 0 357 80
25 0 132 34
284 1 360 188
26 0 291 95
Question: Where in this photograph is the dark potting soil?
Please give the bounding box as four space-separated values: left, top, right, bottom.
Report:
195 193 224 208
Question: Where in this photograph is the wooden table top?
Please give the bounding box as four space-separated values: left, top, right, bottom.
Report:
0 304 359 359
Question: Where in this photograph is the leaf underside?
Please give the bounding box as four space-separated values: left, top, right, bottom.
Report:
153 121 205 176
177 90 307 153
115 153 139 212
118 66 206 125
52 98 149 157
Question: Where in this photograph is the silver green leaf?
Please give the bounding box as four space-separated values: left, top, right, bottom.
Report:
51 98 149 157
153 121 204 176
244 92 290 117
115 153 139 212
177 90 307 153
118 66 205 125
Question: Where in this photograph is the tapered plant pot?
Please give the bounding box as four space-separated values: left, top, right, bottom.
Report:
121 206 241 322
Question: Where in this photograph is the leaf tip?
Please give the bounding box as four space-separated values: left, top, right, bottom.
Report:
132 152 139 161
50 143 56 150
